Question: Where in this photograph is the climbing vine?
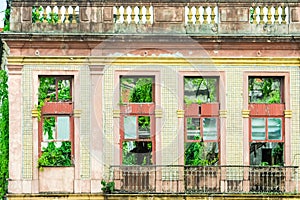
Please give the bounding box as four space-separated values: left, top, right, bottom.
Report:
0 70 9 199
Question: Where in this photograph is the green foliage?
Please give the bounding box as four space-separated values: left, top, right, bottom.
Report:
249 77 281 103
0 70 9 199
184 77 217 104
38 141 72 169
249 7 255 24
129 78 152 103
101 180 115 194
185 136 218 166
3 9 10 31
32 7 59 24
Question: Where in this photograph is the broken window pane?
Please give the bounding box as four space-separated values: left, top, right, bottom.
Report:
58 79 72 101
185 142 218 166
43 116 56 140
251 118 266 140
203 118 217 140
248 77 282 103
138 116 150 139
39 76 72 103
184 77 217 104
120 77 153 103
250 142 284 166
122 141 152 165
187 118 200 140
57 116 70 140
124 116 137 139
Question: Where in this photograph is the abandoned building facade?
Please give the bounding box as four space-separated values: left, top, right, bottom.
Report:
2 0 300 198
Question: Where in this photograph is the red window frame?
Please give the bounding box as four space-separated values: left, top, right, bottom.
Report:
38 76 74 159
248 76 285 143
119 76 156 165
183 76 221 164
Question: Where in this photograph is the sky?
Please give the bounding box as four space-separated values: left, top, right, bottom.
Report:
0 0 7 28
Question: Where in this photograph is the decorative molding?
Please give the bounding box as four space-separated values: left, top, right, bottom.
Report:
219 110 227 118
7 65 23 75
242 110 250 118
31 109 39 118
155 109 163 118
284 110 292 118
177 109 185 118
89 65 105 75
113 110 120 118
74 109 82 118
6 56 300 67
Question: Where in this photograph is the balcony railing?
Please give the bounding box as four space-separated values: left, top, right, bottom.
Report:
8 0 300 35
109 165 298 194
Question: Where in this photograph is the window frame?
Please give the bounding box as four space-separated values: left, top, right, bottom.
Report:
38 75 74 160
183 76 221 164
247 75 286 166
119 75 156 165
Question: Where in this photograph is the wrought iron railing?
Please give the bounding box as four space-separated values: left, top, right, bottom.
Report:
109 165 298 194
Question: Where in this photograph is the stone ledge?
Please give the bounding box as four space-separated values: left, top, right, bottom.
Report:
7 194 300 200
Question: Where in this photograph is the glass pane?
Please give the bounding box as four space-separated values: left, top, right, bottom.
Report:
187 118 200 140
184 77 218 104
138 116 150 139
43 116 56 140
124 116 137 139
268 118 282 140
203 118 217 140
122 141 152 165
57 116 70 140
57 79 72 101
251 118 266 140
120 77 153 103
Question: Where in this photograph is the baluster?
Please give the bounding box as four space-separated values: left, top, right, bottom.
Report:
274 6 279 24
259 6 264 24
71 6 76 24
123 6 128 24
145 6 151 24
281 5 286 24
211 6 216 24
65 6 70 24
131 6 135 24
253 6 258 24
138 6 143 24
43 6 47 23
267 6 272 24
187 6 193 24
203 6 208 24
195 7 200 24
57 7 62 24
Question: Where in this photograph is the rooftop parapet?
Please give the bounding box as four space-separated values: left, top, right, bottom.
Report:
8 0 300 35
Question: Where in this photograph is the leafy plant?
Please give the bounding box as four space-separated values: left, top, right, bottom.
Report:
0 70 9 199
101 180 115 194
185 136 218 166
38 141 72 170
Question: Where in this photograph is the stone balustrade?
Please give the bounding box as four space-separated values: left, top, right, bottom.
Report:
8 0 300 35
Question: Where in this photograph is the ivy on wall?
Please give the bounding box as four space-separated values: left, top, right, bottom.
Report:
0 70 9 199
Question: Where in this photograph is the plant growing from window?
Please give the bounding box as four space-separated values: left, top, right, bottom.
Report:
249 77 281 103
185 136 218 166
37 77 73 169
